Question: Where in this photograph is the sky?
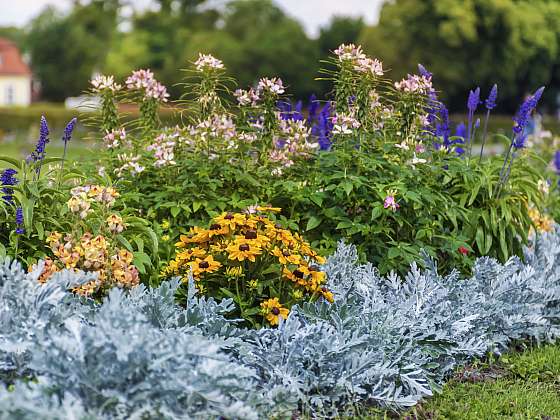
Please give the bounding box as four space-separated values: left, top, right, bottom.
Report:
0 0 382 37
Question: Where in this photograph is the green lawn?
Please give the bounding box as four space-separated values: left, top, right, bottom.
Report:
349 343 560 419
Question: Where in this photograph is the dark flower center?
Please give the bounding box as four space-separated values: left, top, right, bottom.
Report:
282 250 291 257
199 261 210 269
293 270 304 279
224 212 234 220
210 224 221 230
309 265 319 272
321 287 328 293
244 230 258 239
271 307 280 315
239 244 250 252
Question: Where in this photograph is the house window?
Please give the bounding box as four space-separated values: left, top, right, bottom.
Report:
5 85 15 105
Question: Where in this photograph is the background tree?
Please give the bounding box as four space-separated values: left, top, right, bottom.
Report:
27 1 119 101
359 0 560 112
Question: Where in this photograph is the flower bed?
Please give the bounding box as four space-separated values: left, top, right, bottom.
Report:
1 43 559 416
1 229 559 417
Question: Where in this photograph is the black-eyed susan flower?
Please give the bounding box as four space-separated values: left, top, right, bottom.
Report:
272 247 301 265
261 297 289 326
189 255 222 277
226 240 262 262
213 212 245 230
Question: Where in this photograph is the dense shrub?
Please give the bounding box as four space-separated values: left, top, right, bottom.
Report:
77 47 545 275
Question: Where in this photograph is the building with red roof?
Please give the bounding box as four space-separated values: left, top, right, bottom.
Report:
0 38 32 106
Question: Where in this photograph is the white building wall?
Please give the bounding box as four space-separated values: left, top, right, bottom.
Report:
0 76 31 106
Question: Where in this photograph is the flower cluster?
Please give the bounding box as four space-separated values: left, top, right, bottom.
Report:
15 206 24 235
234 88 260 107
126 69 169 102
331 111 361 135
528 206 554 236
194 53 225 71
62 118 77 145
90 74 122 92
28 116 50 164
193 114 237 144
1 168 18 204
115 154 146 178
68 185 119 218
257 77 285 95
333 43 366 62
163 207 332 326
394 74 433 94
41 231 139 296
147 132 177 167
354 57 384 77
38 185 138 296
513 87 544 136
103 128 128 149
383 190 400 212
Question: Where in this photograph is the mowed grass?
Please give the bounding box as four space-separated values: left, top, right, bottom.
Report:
349 343 560 419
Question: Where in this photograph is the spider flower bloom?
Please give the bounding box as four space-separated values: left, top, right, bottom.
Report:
258 77 285 95
354 57 384 77
383 192 399 212
333 43 366 62
194 53 224 71
394 74 433 94
126 69 169 102
90 75 121 92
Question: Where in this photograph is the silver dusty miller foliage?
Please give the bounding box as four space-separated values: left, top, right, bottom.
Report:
1 228 560 419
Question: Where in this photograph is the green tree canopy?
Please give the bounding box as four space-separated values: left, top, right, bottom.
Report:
359 0 560 112
27 1 119 101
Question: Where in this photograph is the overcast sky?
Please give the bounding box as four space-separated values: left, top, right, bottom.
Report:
1 0 382 37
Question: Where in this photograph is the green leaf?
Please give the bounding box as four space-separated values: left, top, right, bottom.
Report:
336 221 353 230
0 156 21 169
370 206 382 220
171 206 181 218
387 247 401 259
306 216 322 231
341 181 353 196
475 226 485 255
310 193 325 207
34 221 44 240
